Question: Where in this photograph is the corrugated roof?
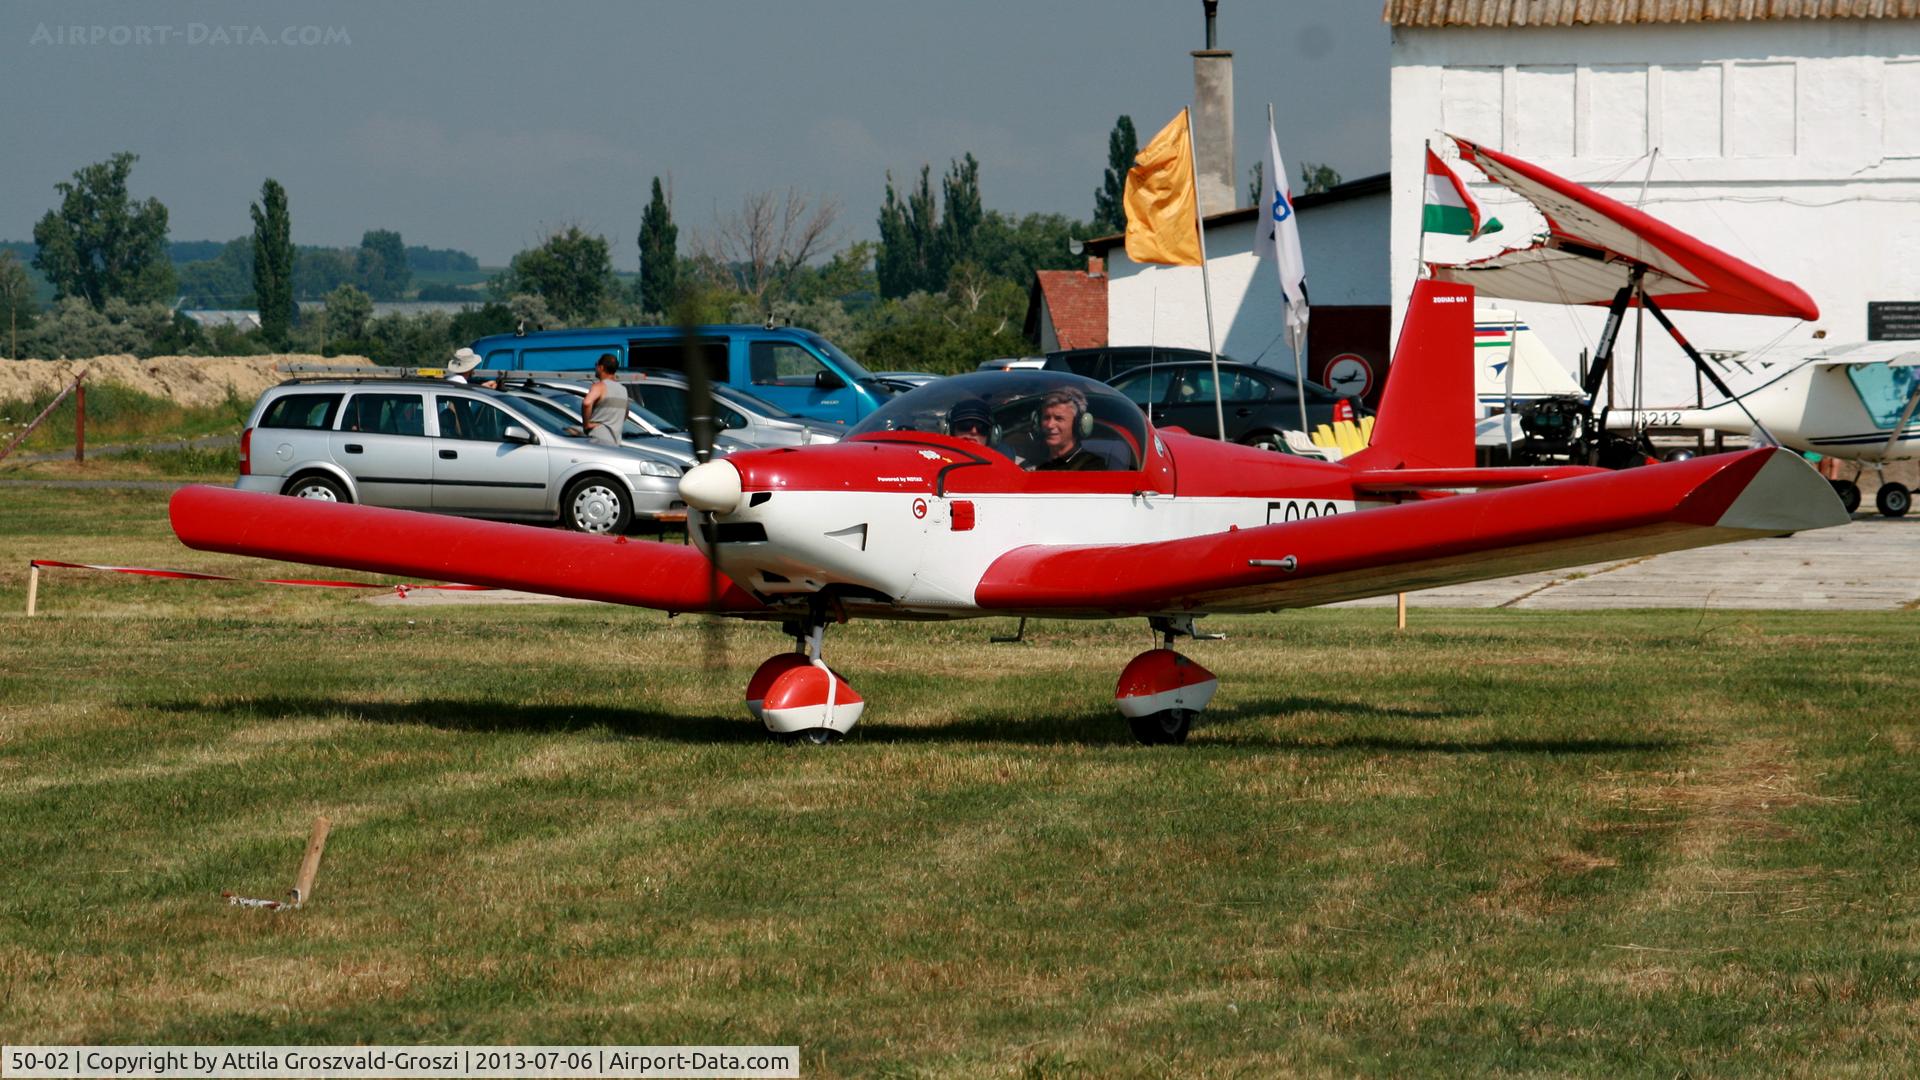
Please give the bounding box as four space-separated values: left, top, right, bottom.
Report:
1384 0 1920 27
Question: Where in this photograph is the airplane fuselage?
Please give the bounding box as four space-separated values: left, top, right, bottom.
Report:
693 431 1372 619
1606 359 1920 463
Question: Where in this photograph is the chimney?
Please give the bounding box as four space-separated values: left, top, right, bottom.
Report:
1191 1 1235 217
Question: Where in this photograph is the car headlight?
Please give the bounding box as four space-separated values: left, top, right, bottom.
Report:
636 459 679 477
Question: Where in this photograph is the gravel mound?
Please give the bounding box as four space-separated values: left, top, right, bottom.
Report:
0 354 374 409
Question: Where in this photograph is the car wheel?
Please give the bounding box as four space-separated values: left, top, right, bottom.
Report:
285 474 348 502
1127 709 1192 746
1875 482 1911 518
1242 429 1287 453
562 475 632 534
1831 479 1862 514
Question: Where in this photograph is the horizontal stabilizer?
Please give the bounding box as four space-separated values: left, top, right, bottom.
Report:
169 486 762 612
1350 465 1605 493
976 448 1846 615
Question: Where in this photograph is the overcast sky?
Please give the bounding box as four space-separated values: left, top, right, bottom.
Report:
4 1 1389 267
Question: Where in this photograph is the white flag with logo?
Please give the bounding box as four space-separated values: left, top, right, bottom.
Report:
1255 120 1310 352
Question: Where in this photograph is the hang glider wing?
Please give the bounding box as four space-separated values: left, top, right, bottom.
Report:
169 486 763 612
1428 136 1819 321
975 448 1844 616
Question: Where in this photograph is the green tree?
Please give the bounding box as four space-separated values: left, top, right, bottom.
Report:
1248 161 1264 208
294 247 355 299
20 296 175 359
0 250 37 358
1299 162 1342 195
494 226 615 324
972 211 1088 286
250 179 295 346
1093 115 1137 233
175 238 254 308
323 283 373 342
637 176 680 316
877 165 939 299
356 229 411 299
936 154 983 286
31 152 176 309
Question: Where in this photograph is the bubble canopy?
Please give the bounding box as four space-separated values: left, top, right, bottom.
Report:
847 371 1151 471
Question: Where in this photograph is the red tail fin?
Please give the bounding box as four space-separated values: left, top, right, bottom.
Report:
1346 279 1476 470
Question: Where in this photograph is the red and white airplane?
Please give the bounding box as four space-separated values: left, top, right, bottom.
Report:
170 278 1847 744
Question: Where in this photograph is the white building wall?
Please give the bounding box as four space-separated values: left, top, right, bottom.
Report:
1391 20 1920 406
1105 192 1389 366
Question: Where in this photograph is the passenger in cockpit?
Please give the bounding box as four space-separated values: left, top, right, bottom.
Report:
1031 387 1104 471
946 398 994 446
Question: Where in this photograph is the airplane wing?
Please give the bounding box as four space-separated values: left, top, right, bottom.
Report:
1429 136 1819 320
975 448 1845 616
169 486 764 612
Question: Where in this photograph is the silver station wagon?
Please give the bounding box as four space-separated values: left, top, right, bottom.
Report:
236 379 687 533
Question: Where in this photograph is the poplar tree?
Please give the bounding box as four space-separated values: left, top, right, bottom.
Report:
637 176 679 316
250 179 294 345
1093 115 1137 233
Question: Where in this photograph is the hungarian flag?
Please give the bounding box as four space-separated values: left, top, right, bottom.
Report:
1124 110 1202 266
1423 147 1502 240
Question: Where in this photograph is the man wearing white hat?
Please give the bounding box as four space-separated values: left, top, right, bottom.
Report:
444 348 495 388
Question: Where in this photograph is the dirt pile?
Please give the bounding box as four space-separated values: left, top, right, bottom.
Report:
0 354 373 409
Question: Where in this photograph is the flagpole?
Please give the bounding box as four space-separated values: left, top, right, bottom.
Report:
1417 139 1431 279
1185 106 1228 443
1280 103 1310 439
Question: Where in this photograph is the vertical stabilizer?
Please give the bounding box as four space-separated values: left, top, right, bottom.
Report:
1347 279 1476 469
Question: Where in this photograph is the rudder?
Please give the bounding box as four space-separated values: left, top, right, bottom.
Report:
1346 279 1476 470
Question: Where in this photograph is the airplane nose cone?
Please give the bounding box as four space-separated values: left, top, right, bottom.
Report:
680 460 743 514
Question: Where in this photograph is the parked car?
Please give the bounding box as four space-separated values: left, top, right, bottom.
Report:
600 371 842 449
871 370 944 393
981 346 1234 383
1107 360 1364 450
498 380 754 468
464 323 890 425
237 379 687 534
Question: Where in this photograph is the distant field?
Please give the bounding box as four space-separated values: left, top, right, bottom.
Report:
3 486 1918 1075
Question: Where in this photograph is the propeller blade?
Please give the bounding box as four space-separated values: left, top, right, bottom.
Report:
673 301 729 675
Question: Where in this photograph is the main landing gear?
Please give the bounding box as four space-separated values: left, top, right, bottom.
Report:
745 613 863 744
1114 617 1220 745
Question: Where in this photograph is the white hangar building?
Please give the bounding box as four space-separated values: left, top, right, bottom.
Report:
1387 1 1920 407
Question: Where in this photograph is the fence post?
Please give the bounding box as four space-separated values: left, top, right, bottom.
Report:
74 374 85 463
26 562 39 617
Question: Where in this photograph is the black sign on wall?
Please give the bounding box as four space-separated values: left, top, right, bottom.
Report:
1868 301 1920 340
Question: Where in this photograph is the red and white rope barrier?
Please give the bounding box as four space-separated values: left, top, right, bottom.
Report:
24 558 493 616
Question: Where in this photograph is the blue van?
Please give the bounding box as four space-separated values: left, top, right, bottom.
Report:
466 325 890 426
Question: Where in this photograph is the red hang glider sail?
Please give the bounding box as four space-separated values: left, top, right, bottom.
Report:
1428 136 1819 321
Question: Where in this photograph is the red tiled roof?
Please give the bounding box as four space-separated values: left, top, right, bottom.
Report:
1032 270 1108 350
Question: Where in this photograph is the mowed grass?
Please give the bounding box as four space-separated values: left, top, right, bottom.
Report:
3 488 1919 1075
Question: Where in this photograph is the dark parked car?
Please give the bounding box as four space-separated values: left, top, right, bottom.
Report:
1108 360 1363 451
981 346 1237 383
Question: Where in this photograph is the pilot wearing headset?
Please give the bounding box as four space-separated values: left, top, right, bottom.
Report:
1031 386 1103 472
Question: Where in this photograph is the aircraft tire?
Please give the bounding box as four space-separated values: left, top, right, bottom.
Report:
781 727 841 746
1127 709 1193 746
1875 482 1911 518
1831 479 1862 514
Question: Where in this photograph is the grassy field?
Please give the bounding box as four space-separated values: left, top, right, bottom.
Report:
2 381 248 450
2 486 1918 1075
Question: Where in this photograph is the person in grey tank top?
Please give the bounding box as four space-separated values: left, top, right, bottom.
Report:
581 354 627 446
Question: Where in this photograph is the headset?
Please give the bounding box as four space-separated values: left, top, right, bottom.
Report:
1035 390 1095 439
943 400 1002 443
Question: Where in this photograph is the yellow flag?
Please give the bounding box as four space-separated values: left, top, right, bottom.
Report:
1123 109 1202 266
